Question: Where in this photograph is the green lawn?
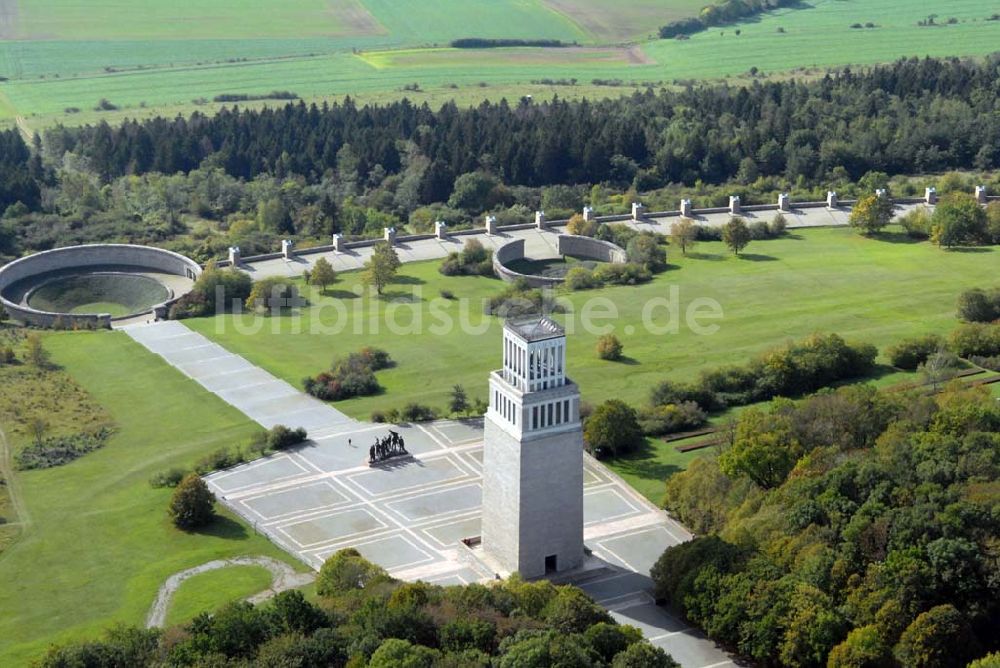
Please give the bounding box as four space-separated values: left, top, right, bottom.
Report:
3 0 999 126
0 331 304 666
606 439 707 504
189 226 995 419
165 565 274 627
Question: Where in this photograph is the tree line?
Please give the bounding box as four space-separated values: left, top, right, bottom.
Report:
43 55 1000 193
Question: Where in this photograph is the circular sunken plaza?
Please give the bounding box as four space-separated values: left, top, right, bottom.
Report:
0 244 201 328
492 234 628 288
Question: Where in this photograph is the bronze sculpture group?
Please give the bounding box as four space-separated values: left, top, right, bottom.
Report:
369 429 407 464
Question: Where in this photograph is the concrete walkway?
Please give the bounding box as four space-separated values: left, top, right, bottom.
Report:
120 320 353 432
146 556 314 628
237 202 929 280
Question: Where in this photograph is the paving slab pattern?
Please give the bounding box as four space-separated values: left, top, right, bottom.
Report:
123 320 734 667
121 320 353 430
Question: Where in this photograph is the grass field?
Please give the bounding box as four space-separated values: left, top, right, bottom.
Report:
188 226 995 419
0 331 304 666
2 0 998 126
164 565 274 627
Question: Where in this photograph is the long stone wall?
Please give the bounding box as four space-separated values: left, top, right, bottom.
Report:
0 244 201 328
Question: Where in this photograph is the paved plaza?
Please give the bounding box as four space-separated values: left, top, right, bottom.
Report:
122 319 736 667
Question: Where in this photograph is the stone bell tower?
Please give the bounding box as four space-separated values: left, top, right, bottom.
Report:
481 317 584 578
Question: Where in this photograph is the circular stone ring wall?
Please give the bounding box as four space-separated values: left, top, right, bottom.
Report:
493 234 628 288
0 244 202 328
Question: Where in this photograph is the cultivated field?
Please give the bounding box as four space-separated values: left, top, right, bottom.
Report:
1 0 998 127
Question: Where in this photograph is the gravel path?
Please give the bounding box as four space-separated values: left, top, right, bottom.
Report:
146 556 314 628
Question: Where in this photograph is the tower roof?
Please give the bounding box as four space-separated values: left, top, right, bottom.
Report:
505 316 564 342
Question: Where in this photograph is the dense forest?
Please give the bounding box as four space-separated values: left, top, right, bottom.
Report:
654 381 1000 667
47 56 1000 187
1 55 999 263
39 549 678 668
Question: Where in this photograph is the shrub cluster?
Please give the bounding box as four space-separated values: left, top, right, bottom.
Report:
266 425 308 451
372 402 440 424
651 334 877 413
886 334 944 370
439 239 493 276
247 276 302 311
899 207 933 238
169 262 252 319
638 402 707 436
564 263 652 291
957 287 1000 323
596 334 623 361
15 427 114 470
969 355 1000 371
949 323 1000 357
692 214 787 242
485 278 562 317
304 347 392 401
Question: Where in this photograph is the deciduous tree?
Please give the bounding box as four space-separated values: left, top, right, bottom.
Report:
168 473 215 529
362 241 401 295
722 216 751 255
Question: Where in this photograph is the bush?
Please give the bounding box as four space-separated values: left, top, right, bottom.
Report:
486 279 559 317
625 234 666 271
358 346 392 370
193 447 248 475
566 213 597 237
957 288 1000 323
886 334 944 370
170 262 253 319
305 348 393 401
768 213 787 237
316 548 389 596
694 224 723 241
149 467 186 489
439 239 494 276
15 428 113 470
638 402 707 436
968 355 1000 372
595 223 639 248
649 380 720 412
899 207 933 238
168 473 215 529
931 193 989 248
564 266 600 291
592 263 651 285
584 399 643 458
748 220 770 240
266 425 308 451
248 276 302 311
596 334 624 361
400 403 437 422
950 323 1000 357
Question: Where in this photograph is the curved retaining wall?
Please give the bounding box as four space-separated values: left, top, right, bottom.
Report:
557 235 628 264
0 244 201 328
493 235 628 287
